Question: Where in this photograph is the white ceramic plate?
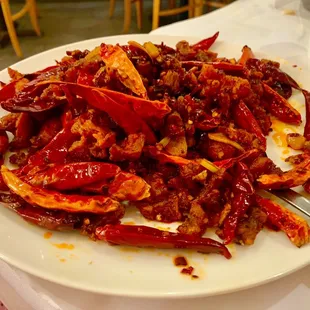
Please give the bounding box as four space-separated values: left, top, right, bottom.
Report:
0 34 309 298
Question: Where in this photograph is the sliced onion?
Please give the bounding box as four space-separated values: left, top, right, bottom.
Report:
128 41 154 62
198 158 219 173
158 137 171 147
143 42 160 59
208 132 244 151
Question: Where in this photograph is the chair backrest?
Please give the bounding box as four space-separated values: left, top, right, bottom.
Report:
205 0 233 9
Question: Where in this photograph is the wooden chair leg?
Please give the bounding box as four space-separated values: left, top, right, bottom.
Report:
135 0 142 30
123 0 131 33
1 0 23 57
152 0 160 30
188 0 194 18
26 0 41 36
109 0 116 18
193 0 203 17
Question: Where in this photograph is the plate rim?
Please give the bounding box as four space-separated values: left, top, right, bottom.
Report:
0 34 309 298
1 248 309 298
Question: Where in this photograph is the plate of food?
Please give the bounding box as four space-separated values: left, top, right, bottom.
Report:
0 33 309 298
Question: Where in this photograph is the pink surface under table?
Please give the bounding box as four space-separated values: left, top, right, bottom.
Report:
0 302 7 310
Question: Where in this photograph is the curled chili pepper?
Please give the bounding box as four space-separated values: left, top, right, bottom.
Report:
26 162 121 191
263 83 302 125
222 162 255 244
96 224 231 259
256 195 309 247
191 31 220 51
1 166 122 215
213 149 259 170
257 156 310 189
234 100 266 150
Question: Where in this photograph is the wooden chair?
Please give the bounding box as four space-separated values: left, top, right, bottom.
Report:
193 0 234 17
152 0 195 30
0 0 41 58
109 0 143 34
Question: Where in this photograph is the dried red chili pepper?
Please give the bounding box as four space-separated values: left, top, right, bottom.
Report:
256 195 309 247
96 224 231 259
191 31 219 51
46 82 156 144
1 166 122 215
99 88 171 121
282 74 310 140
24 125 79 172
0 67 59 106
263 83 301 125
213 149 259 170
246 59 293 99
42 81 171 122
1 82 65 113
31 117 63 149
222 162 255 244
13 203 82 231
0 194 123 232
91 90 156 144
26 162 121 191
0 65 60 113
234 100 266 149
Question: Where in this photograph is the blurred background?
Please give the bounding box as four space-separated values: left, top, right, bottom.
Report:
0 0 235 69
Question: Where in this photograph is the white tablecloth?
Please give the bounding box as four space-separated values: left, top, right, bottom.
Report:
1 0 310 309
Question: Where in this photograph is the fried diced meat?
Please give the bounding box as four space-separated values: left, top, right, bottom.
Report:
110 133 145 162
